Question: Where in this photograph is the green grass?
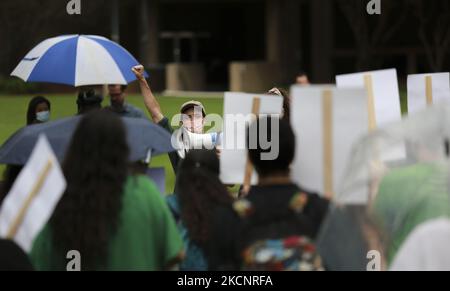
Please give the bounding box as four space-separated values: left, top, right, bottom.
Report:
0 94 224 194
0 90 408 194
400 91 407 115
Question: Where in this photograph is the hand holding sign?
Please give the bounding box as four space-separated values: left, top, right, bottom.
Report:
0 135 66 252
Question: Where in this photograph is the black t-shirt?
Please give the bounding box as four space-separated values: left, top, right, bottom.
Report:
207 183 329 271
157 117 180 174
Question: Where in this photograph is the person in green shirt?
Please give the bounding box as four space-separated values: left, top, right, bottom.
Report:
373 161 450 265
30 110 183 271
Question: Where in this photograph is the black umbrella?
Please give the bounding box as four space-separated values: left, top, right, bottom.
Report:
0 116 175 165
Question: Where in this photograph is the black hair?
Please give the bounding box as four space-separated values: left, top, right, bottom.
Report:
0 239 34 271
77 89 103 114
108 84 128 93
27 96 50 125
50 110 129 270
176 149 233 247
267 87 290 122
247 116 295 177
0 165 23 207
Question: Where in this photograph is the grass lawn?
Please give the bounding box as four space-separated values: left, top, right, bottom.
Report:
0 91 407 194
0 94 224 194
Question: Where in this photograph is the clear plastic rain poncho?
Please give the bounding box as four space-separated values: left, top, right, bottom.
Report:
317 103 450 271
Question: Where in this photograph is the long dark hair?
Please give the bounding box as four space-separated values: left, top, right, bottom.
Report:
267 88 290 122
176 150 233 247
0 165 23 207
50 110 129 269
27 96 50 125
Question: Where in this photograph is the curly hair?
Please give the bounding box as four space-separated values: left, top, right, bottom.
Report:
176 150 233 247
50 110 129 270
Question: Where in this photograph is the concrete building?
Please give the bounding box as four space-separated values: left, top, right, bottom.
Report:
119 0 436 93
128 0 324 92
2 0 444 93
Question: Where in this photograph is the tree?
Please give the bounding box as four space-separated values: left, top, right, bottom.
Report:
0 0 61 75
336 0 408 70
0 0 109 77
409 0 450 71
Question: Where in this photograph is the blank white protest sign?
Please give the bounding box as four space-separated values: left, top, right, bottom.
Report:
290 85 369 197
0 135 66 252
220 92 283 185
407 73 450 114
336 68 405 164
336 68 402 129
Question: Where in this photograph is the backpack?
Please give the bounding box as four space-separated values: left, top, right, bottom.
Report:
232 192 324 271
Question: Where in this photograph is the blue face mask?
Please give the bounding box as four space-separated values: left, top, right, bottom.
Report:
36 111 50 122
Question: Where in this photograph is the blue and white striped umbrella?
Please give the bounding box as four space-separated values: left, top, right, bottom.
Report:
11 35 148 87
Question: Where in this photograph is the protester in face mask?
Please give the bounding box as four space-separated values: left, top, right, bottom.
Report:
26 96 51 125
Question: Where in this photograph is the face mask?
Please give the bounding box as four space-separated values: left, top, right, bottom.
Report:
36 111 50 122
182 119 204 134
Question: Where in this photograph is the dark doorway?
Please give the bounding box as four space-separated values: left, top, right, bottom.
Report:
160 0 265 90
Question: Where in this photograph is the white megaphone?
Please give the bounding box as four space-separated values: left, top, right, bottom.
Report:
172 127 222 159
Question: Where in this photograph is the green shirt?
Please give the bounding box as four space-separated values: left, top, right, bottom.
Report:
157 116 180 174
30 175 183 271
373 162 450 264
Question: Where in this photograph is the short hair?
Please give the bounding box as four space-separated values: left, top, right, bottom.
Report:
108 84 128 93
77 89 103 114
247 116 296 177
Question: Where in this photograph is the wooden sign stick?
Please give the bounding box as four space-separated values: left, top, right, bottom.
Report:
242 97 261 195
364 74 377 132
322 90 334 199
6 159 53 239
425 75 433 105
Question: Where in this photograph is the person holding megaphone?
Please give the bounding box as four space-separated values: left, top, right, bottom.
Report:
131 65 221 173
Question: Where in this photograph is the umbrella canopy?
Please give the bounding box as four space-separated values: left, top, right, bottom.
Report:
0 116 174 165
11 35 148 87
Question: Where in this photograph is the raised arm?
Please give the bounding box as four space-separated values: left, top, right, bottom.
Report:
132 65 164 123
